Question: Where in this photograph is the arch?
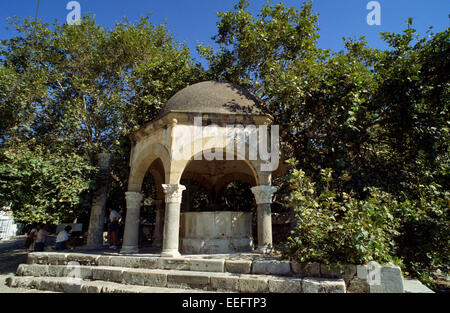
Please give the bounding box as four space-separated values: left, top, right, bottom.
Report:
169 136 262 185
128 143 171 192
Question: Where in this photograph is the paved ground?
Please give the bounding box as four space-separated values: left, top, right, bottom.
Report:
0 237 56 293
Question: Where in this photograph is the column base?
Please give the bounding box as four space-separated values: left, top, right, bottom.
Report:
161 249 181 258
120 246 139 254
255 245 273 254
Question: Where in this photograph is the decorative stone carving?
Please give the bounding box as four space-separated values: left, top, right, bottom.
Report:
251 185 277 204
125 191 143 208
162 184 186 203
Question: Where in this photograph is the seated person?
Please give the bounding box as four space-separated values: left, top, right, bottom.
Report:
55 225 72 251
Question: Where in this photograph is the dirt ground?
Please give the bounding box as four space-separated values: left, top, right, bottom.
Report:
0 240 55 293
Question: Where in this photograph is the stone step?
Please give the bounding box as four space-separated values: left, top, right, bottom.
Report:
5 276 214 293
26 252 349 278
16 263 346 293
403 278 434 293
25 252 407 293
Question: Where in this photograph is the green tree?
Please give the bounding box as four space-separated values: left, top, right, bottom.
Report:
202 1 449 286
0 14 205 223
0 142 95 224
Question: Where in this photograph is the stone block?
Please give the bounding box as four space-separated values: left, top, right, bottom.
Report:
31 252 49 265
100 282 126 293
11 277 27 288
5 276 18 287
48 265 65 277
158 258 190 270
40 278 65 292
291 262 321 277
319 279 346 293
62 265 92 279
106 268 126 283
369 263 404 293
302 278 321 293
110 256 141 268
190 259 224 272
67 253 96 266
303 277 346 293
210 274 240 292
81 282 102 293
238 276 269 293
97 256 111 266
122 269 145 286
139 257 159 269
320 264 357 283
92 267 107 281
47 253 68 265
20 264 49 277
142 270 168 288
357 262 404 293
347 277 370 293
215 212 232 237
121 269 167 287
404 278 434 293
92 266 123 282
167 272 211 290
16 264 26 276
63 280 83 293
268 277 303 293
225 260 252 274
27 254 37 265
252 260 291 275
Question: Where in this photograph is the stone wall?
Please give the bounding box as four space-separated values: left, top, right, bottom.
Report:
179 211 254 254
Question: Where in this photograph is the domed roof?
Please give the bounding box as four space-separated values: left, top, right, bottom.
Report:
158 81 264 117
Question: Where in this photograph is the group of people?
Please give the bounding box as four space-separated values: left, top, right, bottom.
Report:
24 207 121 252
25 223 72 252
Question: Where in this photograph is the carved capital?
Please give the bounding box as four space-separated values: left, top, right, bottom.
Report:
162 184 186 203
125 191 143 208
251 185 277 204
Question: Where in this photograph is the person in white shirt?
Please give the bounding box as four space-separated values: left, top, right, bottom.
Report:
108 208 120 249
55 225 72 250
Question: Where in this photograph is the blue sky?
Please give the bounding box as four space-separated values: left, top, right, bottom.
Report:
0 0 448 64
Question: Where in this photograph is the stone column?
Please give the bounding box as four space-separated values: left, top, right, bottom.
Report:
152 199 164 248
86 153 112 249
120 191 143 254
161 184 185 257
251 185 277 253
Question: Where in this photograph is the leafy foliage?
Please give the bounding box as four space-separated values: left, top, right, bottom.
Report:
0 143 95 224
284 161 400 265
202 1 449 285
0 0 447 289
0 15 205 223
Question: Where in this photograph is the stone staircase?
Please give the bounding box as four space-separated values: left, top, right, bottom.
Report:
6 251 393 293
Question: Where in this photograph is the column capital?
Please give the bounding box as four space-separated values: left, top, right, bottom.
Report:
125 191 143 206
251 185 277 204
162 184 186 203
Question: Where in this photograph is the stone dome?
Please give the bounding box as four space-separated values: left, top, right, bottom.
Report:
158 81 264 117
